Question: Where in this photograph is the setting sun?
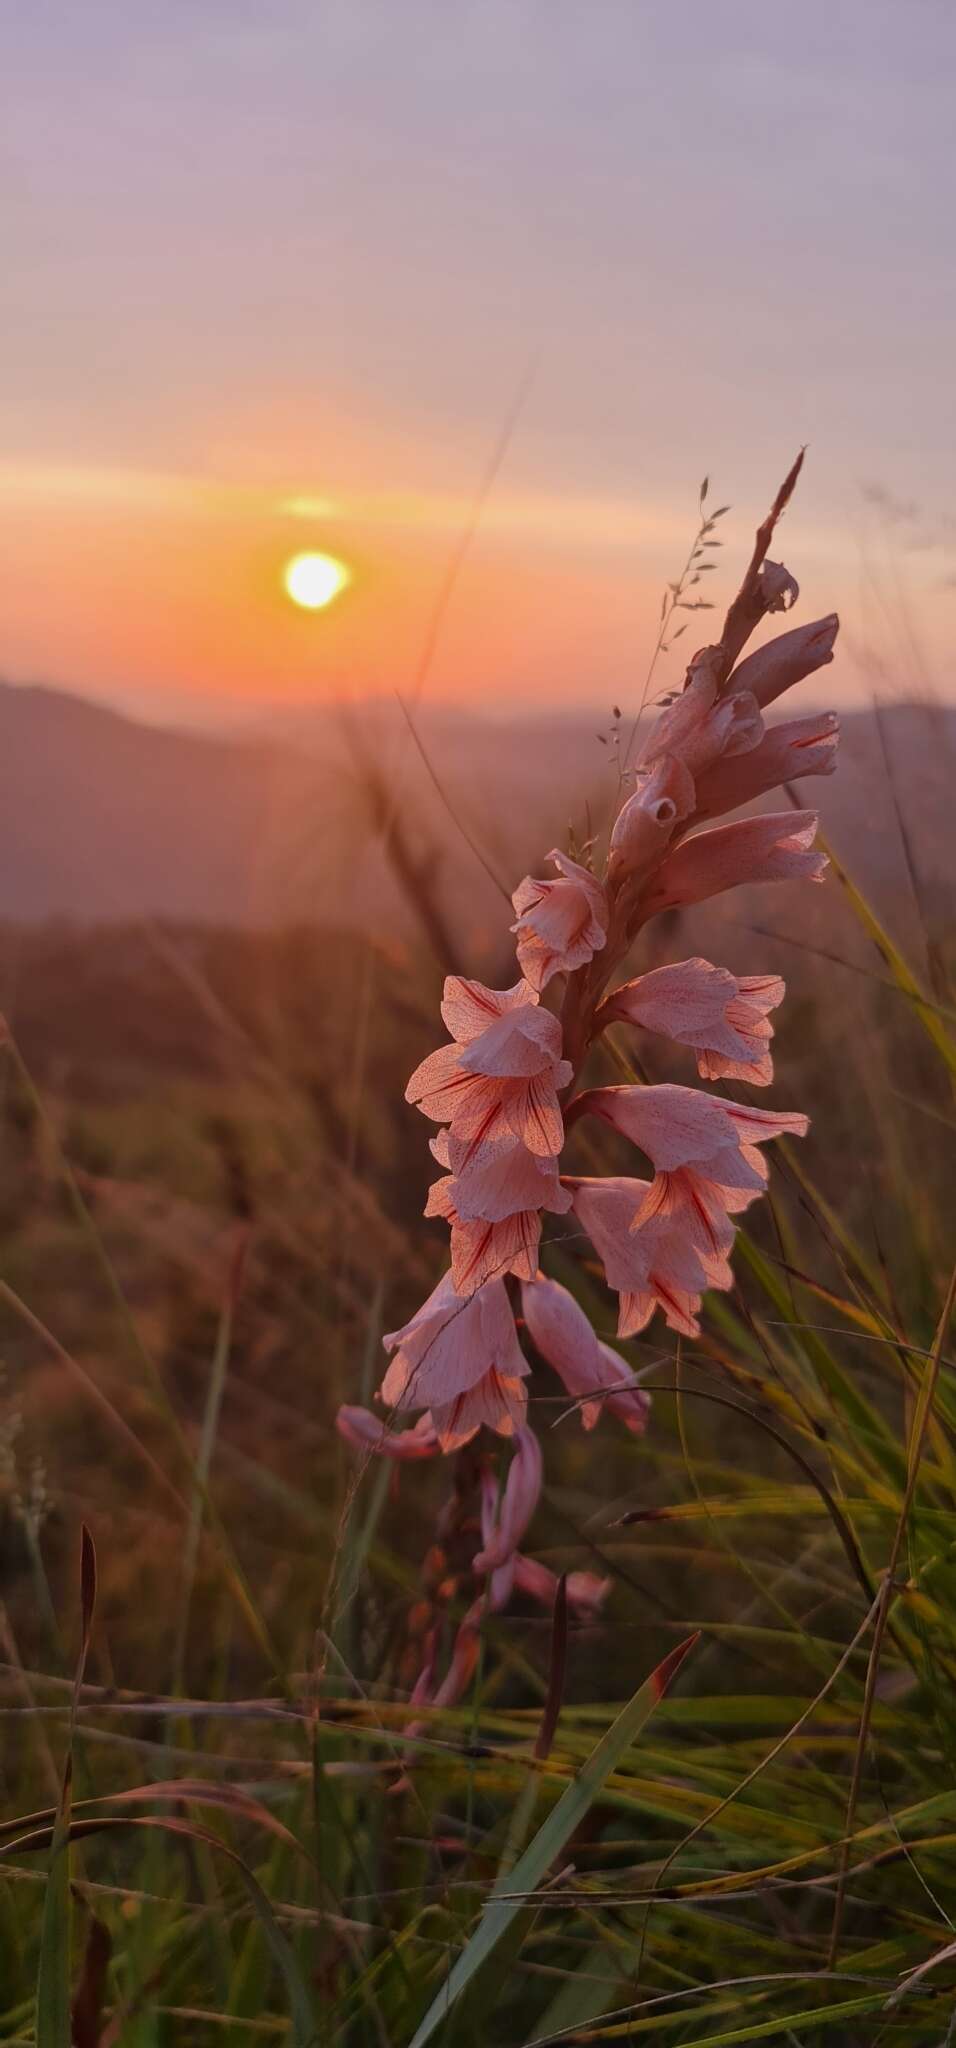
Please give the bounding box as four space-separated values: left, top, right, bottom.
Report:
283 550 350 611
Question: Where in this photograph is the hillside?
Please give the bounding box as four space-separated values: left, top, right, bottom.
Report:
0 681 951 948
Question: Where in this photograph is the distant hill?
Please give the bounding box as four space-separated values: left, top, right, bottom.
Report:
0 681 951 951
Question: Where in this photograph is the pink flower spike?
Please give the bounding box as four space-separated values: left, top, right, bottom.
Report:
725 613 839 710
599 958 785 1087
511 851 609 992
693 711 839 820
512 1553 611 1619
336 1407 441 1461
474 1426 543 1572
381 1273 528 1439
640 810 826 914
520 1273 651 1433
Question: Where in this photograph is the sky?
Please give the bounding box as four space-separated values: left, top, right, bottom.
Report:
3 0 955 726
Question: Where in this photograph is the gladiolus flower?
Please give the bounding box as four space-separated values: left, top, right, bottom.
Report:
520 1273 651 1432
571 1082 808 1183
336 1407 441 1461
569 1174 727 1336
724 613 839 710
474 1426 543 1572
380 1272 528 1450
406 978 571 1157
639 810 826 915
693 711 839 820
511 851 609 991
426 1130 573 1293
597 957 785 1086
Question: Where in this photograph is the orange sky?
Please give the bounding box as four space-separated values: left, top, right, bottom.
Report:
4 4 955 725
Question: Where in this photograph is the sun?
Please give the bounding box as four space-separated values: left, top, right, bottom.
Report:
283 551 350 611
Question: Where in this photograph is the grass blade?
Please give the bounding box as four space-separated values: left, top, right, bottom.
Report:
406 1633 699 2048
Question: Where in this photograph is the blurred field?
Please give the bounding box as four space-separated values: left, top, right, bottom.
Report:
0 717 954 2041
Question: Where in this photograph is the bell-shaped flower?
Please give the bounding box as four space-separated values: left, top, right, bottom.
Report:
406 977 571 1157
725 613 839 710
520 1273 651 1433
639 810 826 915
570 1082 808 1187
608 754 695 883
380 1271 528 1450
474 1426 543 1573
426 1129 573 1294
569 1174 726 1336
336 1407 441 1461
511 850 609 991
693 711 839 820
513 1554 610 1619
597 957 785 1086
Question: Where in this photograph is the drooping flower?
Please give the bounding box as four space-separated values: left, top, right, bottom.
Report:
380 1272 529 1450
511 851 609 991
692 710 839 820
596 957 785 1085
426 1129 572 1294
570 1083 808 1184
569 1174 729 1336
406 977 571 1157
336 1407 442 1461
638 810 826 915
723 613 839 710
520 1273 651 1432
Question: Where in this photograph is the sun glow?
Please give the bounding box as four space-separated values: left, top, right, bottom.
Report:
283 551 350 610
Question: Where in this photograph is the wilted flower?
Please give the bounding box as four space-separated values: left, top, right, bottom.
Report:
511 850 609 991
597 957 785 1086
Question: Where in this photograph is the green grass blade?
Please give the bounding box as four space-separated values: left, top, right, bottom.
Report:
406 1633 698 2048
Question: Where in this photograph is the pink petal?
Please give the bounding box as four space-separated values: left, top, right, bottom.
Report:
520 1272 650 1433
459 1002 566 1078
440 976 537 1044
724 614 839 710
608 754 695 881
640 810 826 913
381 1275 527 1412
335 1407 441 1461
693 711 839 819
429 1368 528 1449
474 1426 543 1570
